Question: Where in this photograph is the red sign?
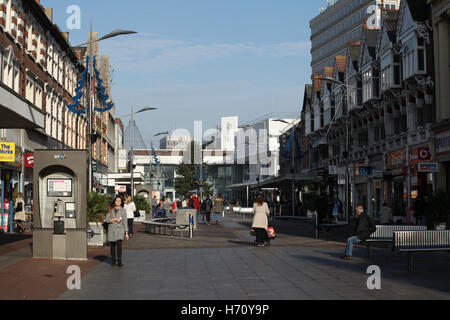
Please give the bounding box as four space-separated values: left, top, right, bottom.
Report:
25 153 34 168
409 147 430 166
115 185 126 193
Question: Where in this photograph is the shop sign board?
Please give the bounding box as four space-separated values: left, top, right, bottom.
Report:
0 142 15 162
25 153 34 168
358 166 373 176
418 163 439 173
435 130 450 155
373 170 384 180
387 150 405 170
115 185 127 193
409 147 431 166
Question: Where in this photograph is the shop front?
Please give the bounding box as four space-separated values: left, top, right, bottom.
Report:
385 150 407 221
409 146 433 199
435 129 450 192
0 143 23 232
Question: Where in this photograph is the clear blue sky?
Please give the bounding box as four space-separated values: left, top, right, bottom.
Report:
43 0 321 144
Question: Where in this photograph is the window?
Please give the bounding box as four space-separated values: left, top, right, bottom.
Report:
402 37 416 79
35 83 43 109
362 69 373 102
25 75 34 102
13 64 19 93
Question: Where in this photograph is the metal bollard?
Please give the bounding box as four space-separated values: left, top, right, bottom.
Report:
189 214 193 239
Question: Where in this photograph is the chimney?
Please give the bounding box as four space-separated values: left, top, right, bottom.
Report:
44 8 53 23
62 32 69 43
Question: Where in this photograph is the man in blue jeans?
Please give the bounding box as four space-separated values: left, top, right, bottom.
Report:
341 204 376 261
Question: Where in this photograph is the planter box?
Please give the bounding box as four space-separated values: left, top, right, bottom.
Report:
88 222 105 247
134 210 146 222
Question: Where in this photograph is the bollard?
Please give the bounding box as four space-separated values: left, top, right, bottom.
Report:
189 214 193 239
315 212 319 239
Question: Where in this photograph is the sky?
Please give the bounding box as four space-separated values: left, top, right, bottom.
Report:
42 0 320 146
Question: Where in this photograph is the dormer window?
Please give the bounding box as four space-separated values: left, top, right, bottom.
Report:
402 35 426 79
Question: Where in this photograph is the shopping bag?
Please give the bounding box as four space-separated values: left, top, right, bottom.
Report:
267 226 276 239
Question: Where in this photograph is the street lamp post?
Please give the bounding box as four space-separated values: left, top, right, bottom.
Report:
274 119 299 217
318 76 357 224
128 107 157 198
150 131 168 197
73 22 137 191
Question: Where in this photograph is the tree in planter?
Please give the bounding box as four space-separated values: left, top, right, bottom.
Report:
174 140 213 198
87 192 111 223
134 195 150 214
426 190 450 229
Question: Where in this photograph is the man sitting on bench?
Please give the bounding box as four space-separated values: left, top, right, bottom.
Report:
341 204 376 261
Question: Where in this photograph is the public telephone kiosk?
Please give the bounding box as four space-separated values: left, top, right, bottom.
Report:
33 150 88 260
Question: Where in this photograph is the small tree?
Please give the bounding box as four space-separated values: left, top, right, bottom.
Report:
134 195 150 214
87 192 111 223
174 140 213 197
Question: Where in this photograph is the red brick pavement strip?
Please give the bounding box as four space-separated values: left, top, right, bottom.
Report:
0 247 109 300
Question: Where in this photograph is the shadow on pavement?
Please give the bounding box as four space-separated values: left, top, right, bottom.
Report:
227 240 254 247
0 232 32 245
93 255 109 262
296 250 450 296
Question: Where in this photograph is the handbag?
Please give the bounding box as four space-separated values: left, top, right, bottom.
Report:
134 210 140 218
102 221 109 231
267 226 276 239
250 228 256 236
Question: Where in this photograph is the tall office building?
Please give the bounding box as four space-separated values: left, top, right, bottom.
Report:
310 0 401 75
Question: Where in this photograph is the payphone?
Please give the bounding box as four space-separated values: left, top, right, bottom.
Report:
33 150 88 260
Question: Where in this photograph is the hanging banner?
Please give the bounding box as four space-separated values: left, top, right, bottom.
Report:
0 142 15 162
118 149 127 169
25 153 34 168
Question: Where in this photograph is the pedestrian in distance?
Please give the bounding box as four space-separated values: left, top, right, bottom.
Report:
341 204 376 260
316 194 328 225
182 196 189 208
252 195 270 247
105 196 129 267
200 197 207 222
204 196 213 225
124 194 136 238
191 193 201 223
171 200 178 215
380 202 393 225
14 193 26 233
413 195 427 226
213 193 224 224
151 195 158 218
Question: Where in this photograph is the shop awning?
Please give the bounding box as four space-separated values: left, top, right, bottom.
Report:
0 84 45 129
258 174 318 188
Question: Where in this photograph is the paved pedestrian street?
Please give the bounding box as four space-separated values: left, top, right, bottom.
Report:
57 217 450 300
1 216 449 300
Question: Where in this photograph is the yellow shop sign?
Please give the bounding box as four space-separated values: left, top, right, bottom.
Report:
0 142 15 162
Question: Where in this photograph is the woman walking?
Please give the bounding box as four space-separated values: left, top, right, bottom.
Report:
124 195 136 238
14 193 26 233
105 196 129 267
213 193 224 224
252 195 270 247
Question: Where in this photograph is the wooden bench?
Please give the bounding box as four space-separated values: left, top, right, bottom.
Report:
393 230 450 272
365 225 427 259
142 218 192 238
